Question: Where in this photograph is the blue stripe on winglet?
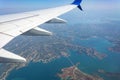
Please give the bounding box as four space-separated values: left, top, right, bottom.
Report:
72 0 82 5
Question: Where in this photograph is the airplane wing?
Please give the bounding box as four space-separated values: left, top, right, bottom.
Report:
0 0 83 63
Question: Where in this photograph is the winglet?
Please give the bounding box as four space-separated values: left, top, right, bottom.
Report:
72 0 83 11
77 5 83 11
72 0 82 5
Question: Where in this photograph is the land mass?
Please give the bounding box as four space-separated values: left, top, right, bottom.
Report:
98 69 120 80
108 41 120 53
58 64 103 80
0 32 106 79
1 22 120 80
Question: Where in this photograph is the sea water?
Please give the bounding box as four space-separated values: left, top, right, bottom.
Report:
6 37 120 80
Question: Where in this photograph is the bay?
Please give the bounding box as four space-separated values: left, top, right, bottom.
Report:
6 37 120 80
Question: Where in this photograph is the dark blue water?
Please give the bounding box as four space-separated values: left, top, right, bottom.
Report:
6 37 120 80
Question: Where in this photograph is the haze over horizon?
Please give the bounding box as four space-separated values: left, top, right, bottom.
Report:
0 0 120 10
0 0 120 23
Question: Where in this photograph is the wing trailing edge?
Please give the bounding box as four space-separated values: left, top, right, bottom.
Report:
0 0 83 63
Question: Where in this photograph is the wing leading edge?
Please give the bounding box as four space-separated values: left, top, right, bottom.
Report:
0 0 83 63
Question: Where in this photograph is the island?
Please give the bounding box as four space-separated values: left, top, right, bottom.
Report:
98 69 120 79
109 42 120 53
58 64 103 80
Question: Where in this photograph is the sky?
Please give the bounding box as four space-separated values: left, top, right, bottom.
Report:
0 0 120 9
0 0 120 23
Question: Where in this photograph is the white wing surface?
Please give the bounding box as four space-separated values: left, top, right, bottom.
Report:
0 0 83 63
